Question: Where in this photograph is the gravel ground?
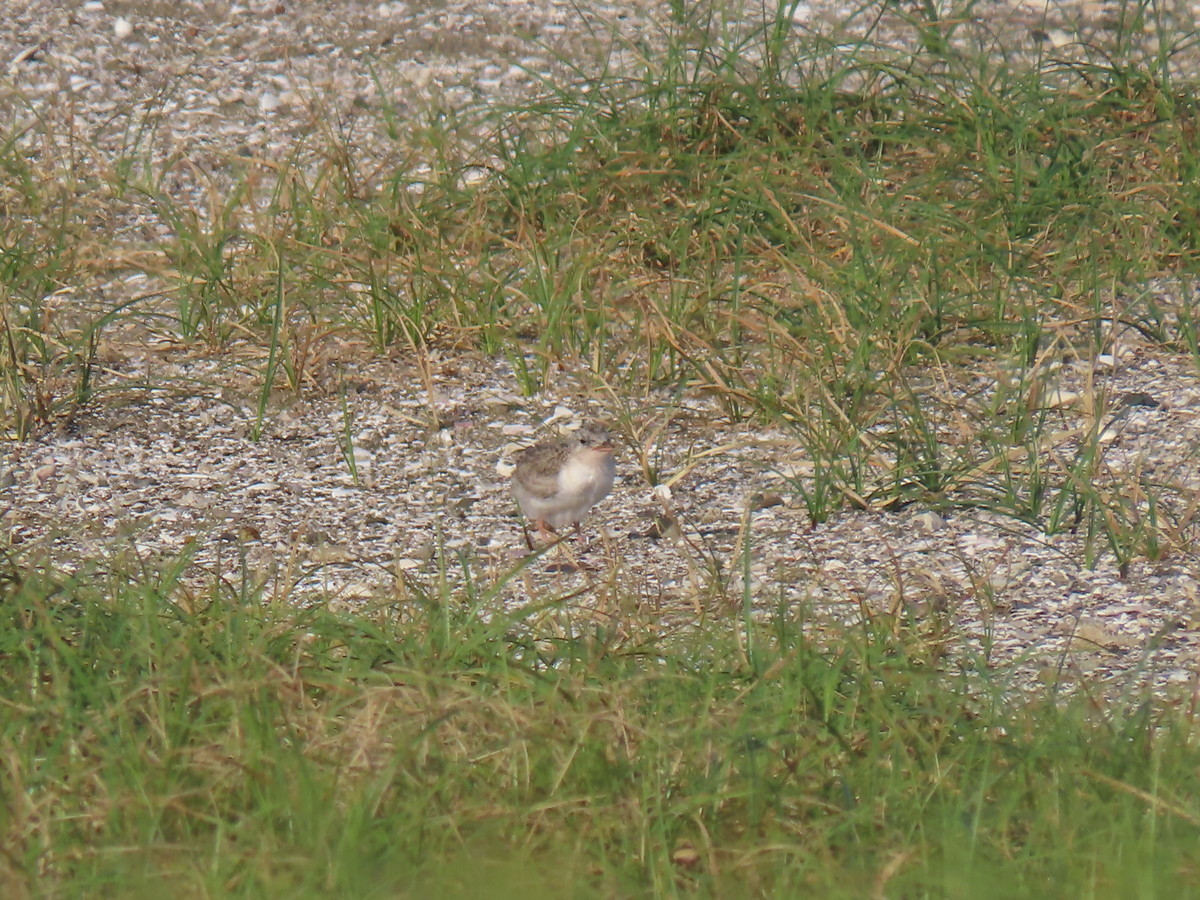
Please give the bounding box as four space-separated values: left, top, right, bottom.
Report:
2 0 1200 700
4 328 1199 700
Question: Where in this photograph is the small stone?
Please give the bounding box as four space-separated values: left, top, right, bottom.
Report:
179 491 213 509
1120 391 1161 409
641 513 684 544
1064 619 1139 652
789 3 811 22
749 491 784 511
311 543 353 563
913 510 947 533
339 582 375 601
1046 28 1073 47
1046 389 1079 408
671 843 701 868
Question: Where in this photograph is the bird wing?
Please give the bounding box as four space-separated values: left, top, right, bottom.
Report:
513 446 565 499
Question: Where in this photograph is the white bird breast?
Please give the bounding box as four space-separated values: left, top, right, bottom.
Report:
561 451 614 495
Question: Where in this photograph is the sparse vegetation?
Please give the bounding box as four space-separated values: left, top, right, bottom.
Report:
2 0 1199 895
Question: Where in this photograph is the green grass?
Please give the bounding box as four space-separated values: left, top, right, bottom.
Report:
3 0 1200 894
9 0 1197 550
0 546 1197 897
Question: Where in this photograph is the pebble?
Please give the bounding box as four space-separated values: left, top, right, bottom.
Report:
913 510 947 533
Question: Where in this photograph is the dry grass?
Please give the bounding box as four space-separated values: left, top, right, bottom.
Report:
3 2 1200 894
0 545 1198 896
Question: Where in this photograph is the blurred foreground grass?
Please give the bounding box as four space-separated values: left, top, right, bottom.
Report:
4 2 1200 560
0 546 1197 897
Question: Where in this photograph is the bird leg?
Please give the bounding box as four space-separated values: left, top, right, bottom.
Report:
572 521 589 552
543 521 587 573
523 520 586 573
523 519 558 552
